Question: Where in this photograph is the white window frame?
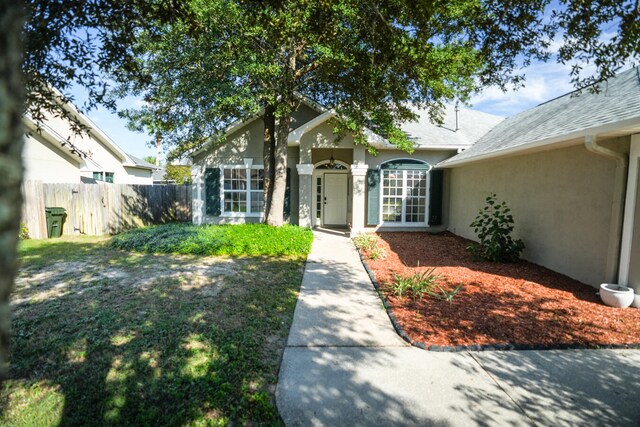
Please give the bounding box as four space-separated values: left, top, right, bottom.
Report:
379 161 431 227
220 164 265 218
93 171 114 183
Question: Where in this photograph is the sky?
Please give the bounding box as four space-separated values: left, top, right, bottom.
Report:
71 58 603 162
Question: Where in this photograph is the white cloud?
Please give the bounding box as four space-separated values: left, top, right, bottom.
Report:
469 59 600 117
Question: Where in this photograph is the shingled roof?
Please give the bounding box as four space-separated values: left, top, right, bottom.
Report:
398 104 503 150
440 67 640 167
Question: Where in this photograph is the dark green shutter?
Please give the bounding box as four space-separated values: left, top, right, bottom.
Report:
284 168 291 219
428 169 444 226
205 168 221 216
366 169 380 225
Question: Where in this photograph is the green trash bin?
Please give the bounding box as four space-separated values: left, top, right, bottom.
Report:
45 207 67 238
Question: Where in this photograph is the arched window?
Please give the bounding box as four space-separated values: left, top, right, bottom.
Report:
380 159 431 224
315 160 348 170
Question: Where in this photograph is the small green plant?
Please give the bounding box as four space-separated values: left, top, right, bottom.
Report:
353 233 386 260
427 284 464 304
19 223 30 240
467 194 525 262
353 233 377 251
391 268 442 301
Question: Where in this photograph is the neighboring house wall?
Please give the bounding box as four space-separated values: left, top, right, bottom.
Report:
123 167 154 185
23 106 154 184
22 133 81 183
447 137 630 287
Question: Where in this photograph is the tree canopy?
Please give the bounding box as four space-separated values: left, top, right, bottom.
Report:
114 0 640 224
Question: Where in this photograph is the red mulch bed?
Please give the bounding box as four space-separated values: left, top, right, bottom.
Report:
363 232 640 348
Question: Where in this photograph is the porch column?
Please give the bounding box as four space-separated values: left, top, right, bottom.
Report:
192 164 204 225
350 163 369 236
297 163 314 228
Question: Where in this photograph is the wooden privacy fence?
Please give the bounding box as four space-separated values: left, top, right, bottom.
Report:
22 181 192 239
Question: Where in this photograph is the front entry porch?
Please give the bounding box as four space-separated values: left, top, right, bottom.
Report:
296 146 369 236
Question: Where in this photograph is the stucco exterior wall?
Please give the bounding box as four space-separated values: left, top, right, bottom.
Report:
22 133 81 183
447 138 630 287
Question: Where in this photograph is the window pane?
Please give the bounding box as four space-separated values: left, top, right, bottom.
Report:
381 169 427 223
224 169 246 190
93 172 103 181
224 191 246 212
250 191 264 213
105 172 114 183
251 169 264 190
382 198 403 222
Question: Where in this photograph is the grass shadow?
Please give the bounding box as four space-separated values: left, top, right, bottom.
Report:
4 240 305 426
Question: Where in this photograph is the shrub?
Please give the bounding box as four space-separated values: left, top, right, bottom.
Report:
391 268 442 301
467 194 524 262
353 233 387 260
19 223 30 240
353 233 377 252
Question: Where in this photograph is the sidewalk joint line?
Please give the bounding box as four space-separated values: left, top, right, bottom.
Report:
468 352 537 425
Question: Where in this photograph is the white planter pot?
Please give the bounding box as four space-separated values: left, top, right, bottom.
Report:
599 283 635 309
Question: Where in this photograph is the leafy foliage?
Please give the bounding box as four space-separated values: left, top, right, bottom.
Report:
164 165 192 184
19 223 30 240
391 268 442 301
353 233 387 260
427 284 465 305
110 223 313 257
143 155 158 165
467 194 525 263
22 1 190 131
391 268 464 303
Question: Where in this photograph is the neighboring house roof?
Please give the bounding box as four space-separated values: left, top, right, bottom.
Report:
127 154 158 170
26 88 149 170
440 67 640 167
152 167 169 182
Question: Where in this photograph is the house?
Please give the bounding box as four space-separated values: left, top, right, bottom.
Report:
22 97 157 184
192 67 640 302
191 99 502 232
439 67 640 303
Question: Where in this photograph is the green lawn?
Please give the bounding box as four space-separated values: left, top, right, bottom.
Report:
2 224 311 426
110 223 313 256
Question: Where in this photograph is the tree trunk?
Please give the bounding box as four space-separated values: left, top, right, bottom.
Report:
0 2 25 380
262 104 276 222
265 112 291 226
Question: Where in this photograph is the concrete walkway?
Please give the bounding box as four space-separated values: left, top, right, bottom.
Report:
276 229 640 426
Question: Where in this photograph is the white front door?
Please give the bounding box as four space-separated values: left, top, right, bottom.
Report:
323 173 348 226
